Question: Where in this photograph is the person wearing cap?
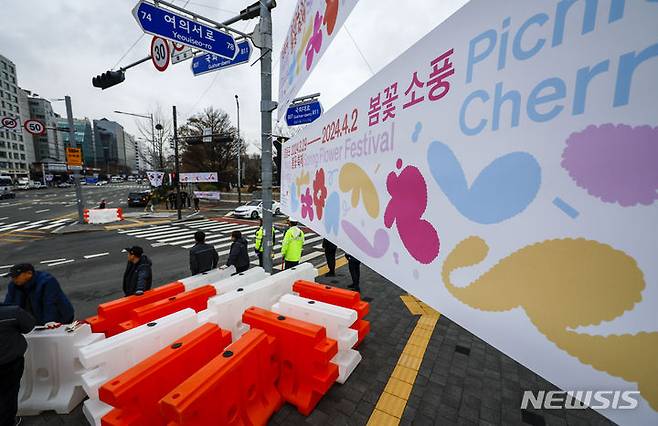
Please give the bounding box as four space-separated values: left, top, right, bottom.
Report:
122 246 153 296
189 231 219 275
281 219 305 269
225 230 250 274
3 263 75 326
0 304 35 426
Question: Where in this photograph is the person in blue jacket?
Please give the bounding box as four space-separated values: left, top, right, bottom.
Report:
4 263 75 326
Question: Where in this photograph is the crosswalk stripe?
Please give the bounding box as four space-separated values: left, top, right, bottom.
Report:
124 226 180 237
142 229 194 240
38 219 74 230
0 221 29 232
13 220 50 231
154 232 200 243
190 223 239 232
118 224 173 234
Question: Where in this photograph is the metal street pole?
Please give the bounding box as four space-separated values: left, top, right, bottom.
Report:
65 96 85 224
235 94 242 204
150 113 156 170
173 106 182 220
260 1 274 273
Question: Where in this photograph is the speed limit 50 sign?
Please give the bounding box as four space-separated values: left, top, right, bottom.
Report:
23 119 46 135
151 36 170 72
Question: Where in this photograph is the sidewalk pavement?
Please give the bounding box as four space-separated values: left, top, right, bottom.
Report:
22 262 613 426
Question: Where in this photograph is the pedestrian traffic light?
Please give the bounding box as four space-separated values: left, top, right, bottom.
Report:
92 70 126 90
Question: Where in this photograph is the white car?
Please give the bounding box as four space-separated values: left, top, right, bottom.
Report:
95 180 108 186
233 200 281 219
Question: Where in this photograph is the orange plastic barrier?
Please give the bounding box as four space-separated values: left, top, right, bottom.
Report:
160 329 284 425
242 306 338 415
86 282 185 336
292 280 371 347
115 285 216 333
99 323 231 426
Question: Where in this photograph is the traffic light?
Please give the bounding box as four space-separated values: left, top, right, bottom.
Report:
92 70 125 90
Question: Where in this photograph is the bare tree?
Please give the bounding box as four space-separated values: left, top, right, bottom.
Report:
136 105 173 170
177 107 243 190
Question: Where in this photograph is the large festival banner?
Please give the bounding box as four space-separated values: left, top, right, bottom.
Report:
281 1 658 424
278 0 359 120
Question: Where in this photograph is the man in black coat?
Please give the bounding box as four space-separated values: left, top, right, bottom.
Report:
189 231 219 275
0 304 36 425
322 239 337 277
122 246 153 296
225 230 250 274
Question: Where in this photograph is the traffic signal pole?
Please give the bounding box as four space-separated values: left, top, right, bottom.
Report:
65 96 85 224
260 1 275 273
173 106 182 220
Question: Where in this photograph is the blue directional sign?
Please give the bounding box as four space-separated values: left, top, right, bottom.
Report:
286 100 323 126
132 0 237 59
192 40 252 76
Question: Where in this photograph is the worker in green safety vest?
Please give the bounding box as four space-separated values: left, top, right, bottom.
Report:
281 219 305 269
254 219 275 267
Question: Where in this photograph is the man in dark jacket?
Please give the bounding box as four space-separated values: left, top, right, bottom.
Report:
345 253 361 292
322 238 337 277
0 304 35 426
189 231 219 275
4 263 75 326
122 246 153 296
226 230 250 274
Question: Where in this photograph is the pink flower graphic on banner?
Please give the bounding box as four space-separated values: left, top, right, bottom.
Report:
301 187 314 221
313 168 328 220
385 159 440 264
305 12 323 71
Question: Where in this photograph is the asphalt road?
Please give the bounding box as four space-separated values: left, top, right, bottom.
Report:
0 182 150 223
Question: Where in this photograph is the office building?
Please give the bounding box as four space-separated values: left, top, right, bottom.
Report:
0 54 32 178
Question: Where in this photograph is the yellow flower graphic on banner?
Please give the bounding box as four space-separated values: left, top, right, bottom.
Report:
442 236 657 410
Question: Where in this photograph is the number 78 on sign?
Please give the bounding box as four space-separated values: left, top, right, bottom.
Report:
132 0 237 60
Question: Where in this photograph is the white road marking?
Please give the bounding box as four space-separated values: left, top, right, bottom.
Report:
40 258 66 264
146 230 197 241
0 217 8 220
151 242 169 247
0 221 29 231
45 259 75 266
18 206 32 210
83 252 109 259
35 209 50 213
51 225 66 233
118 224 172 234
13 220 50 231
0 265 13 269
39 219 74 230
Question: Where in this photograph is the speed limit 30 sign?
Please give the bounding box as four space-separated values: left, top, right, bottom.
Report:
151 36 170 72
23 119 46 135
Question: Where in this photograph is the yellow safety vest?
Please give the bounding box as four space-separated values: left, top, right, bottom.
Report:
281 226 304 262
254 226 275 253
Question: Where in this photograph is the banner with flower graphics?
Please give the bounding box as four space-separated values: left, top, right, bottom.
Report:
278 0 359 120
280 1 658 424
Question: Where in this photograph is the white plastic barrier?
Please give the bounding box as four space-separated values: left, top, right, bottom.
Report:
78 309 199 426
272 294 362 383
84 208 123 224
196 268 269 324
179 265 236 291
205 263 317 340
18 324 104 415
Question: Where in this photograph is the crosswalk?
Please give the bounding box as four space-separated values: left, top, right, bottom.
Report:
0 218 76 233
0 218 77 244
118 219 329 267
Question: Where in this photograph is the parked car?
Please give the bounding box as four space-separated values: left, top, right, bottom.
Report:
128 190 151 207
57 182 72 188
127 176 136 181
0 175 16 199
95 180 108 186
34 182 47 189
233 199 281 219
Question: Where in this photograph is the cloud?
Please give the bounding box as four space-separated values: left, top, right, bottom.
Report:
1 0 467 154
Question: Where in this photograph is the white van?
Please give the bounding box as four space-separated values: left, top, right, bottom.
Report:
0 175 16 199
110 176 123 183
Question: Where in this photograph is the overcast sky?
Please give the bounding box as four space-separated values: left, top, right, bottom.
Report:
1 0 468 154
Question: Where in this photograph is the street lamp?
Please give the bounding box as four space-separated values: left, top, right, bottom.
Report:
235 94 242 203
113 110 161 169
